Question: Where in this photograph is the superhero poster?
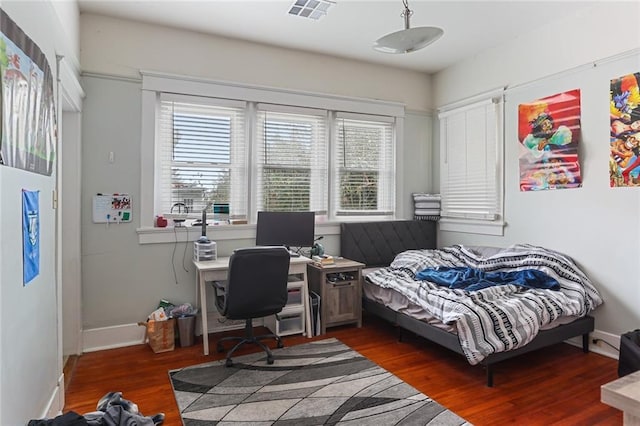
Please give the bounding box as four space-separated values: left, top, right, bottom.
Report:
609 72 640 187
518 89 582 191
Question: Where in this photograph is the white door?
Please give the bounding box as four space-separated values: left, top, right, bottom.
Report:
0 167 60 423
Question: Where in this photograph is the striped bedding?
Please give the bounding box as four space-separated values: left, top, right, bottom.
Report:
365 244 603 365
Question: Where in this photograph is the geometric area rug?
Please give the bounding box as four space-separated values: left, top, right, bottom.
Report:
169 338 471 425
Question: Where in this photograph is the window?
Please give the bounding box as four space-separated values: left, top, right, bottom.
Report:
157 94 247 220
140 71 404 236
255 105 328 213
438 93 504 235
334 113 394 217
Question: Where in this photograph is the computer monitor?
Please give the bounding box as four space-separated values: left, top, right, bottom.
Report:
255 211 315 250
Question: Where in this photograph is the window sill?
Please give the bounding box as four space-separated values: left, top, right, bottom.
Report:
136 223 254 244
136 222 341 245
438 218 505 236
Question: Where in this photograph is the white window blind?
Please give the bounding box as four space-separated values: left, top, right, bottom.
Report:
334 113 395 216
255 105 328 213
439 97 503 221
158 95 247 219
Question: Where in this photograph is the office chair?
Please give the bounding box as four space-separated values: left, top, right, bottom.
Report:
212 246 290 367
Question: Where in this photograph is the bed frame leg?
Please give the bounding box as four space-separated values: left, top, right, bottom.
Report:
582 333 590 353
486 365 494 387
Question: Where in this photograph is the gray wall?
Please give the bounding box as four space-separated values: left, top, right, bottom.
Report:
79 15 434 341
433 2 640 337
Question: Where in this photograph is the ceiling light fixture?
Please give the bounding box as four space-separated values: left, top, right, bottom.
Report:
373 0 443 54
288 0 335 21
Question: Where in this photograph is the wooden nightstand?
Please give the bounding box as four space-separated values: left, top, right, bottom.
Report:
307 258 364 335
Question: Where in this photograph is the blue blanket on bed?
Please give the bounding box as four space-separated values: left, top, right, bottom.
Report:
415 267 560 291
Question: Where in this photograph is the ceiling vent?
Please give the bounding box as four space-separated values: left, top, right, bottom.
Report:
288 0 335 21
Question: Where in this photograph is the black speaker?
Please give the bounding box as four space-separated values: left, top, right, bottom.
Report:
618 329 640 377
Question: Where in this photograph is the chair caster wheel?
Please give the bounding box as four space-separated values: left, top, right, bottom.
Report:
277 341 284 349
225 358 233 367
267 357 274 365
216 343 224 353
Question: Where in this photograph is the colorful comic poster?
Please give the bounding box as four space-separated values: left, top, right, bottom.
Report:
609 72 640 187
518 89 582 191
0 9 57 175
22 190 39 285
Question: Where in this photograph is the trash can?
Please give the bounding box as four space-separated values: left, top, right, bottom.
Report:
619 329 640 377
177 315 196 347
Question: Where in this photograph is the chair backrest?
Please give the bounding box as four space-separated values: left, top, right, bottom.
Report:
222 246 291 320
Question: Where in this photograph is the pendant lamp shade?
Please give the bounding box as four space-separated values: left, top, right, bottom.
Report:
374 0 443 54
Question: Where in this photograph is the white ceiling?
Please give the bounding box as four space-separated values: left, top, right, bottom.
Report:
77 0 597 73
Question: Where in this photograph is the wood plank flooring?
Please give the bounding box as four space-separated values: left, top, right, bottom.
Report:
64 313 622 425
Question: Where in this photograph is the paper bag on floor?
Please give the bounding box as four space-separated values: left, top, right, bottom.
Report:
139 318 175 353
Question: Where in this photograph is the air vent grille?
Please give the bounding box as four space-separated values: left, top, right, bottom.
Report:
288 0 335 20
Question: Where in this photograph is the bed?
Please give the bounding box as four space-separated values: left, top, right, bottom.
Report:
340 220 603 387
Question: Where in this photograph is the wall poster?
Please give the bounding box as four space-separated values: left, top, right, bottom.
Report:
0 9 57 175
22 189 39 285
609 72 640 187
518 89 582 191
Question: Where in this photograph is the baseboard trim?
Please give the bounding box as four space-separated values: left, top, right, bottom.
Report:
82 315 251 352
565 329 619 360
82 323 146 352
42 373 64 419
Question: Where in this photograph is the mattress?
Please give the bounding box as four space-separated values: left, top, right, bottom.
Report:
363 277 456 332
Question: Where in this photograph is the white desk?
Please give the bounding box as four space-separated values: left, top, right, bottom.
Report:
193 255 313 356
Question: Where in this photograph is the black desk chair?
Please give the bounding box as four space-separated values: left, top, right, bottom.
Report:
212 246 290 367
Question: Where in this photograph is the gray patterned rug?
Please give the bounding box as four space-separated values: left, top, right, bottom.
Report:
169 338 470 425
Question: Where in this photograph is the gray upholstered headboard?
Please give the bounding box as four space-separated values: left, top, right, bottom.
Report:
340 220 437 267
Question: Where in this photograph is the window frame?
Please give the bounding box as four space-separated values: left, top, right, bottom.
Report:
139 71 404 243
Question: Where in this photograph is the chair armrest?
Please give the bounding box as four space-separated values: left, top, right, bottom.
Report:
211 281 226 295
211 281 227 314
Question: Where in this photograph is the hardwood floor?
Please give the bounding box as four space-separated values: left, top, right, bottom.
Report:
64 313 622 425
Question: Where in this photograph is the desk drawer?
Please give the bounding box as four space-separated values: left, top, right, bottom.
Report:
264 306 304 337
287 287 303 306
276 311 304 335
